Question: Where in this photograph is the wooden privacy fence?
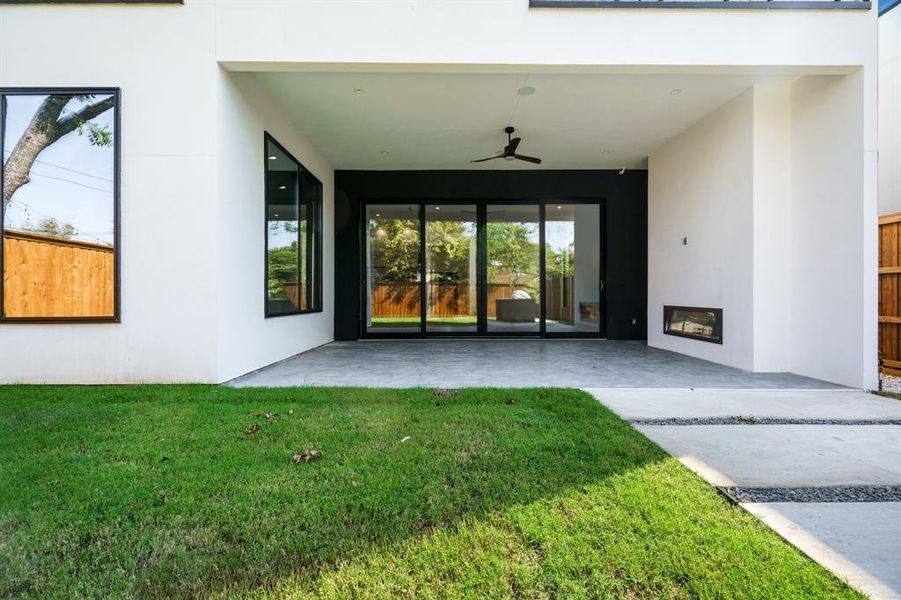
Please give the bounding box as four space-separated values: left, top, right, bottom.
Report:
880 213 901 375
546 276 574 323
282 283 307 311
370 277 574 321
2 229 114 318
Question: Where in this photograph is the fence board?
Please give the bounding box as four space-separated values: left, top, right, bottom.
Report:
369 279 574 321
2 229 114 318
879 215 901 373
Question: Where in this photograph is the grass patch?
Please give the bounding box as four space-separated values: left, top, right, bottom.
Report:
371 316 477 328
0 386 859 599
874 390 901 401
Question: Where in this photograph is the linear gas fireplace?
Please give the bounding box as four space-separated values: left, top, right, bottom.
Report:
663 305 723 344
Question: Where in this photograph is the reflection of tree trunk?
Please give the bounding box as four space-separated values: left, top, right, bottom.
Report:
2 95 114 209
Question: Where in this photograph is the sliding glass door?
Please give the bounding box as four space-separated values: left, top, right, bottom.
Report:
426 204 478 333
365 204 421 334
362 200 603 338
486 204 541 334
544 204 602 335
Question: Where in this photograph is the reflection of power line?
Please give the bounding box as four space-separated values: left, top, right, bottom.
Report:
28 170 112 194
3 149 113 183
5 198 112 245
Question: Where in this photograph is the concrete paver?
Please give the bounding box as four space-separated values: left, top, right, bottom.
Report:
744 502 901 600
634 424 901 487
587 389 901 600
231 340 840 388
590 389 901 420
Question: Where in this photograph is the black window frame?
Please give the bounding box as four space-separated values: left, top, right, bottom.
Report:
264 132 323 318
0 87 122 324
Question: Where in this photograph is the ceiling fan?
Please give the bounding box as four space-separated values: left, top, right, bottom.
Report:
470 126 542 165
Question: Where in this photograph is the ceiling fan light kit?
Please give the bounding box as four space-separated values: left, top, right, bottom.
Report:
470 126 542 165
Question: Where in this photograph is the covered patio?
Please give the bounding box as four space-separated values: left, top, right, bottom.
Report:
229 340 840 388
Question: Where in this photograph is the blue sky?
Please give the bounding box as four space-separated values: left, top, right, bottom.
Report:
3 94 115 245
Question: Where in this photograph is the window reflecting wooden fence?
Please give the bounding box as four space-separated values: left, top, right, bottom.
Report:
2 230 114 318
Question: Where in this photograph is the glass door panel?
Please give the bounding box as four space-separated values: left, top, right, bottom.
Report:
426 204 477 333
486 204 541 333
366 204 421 334
545 204 601 334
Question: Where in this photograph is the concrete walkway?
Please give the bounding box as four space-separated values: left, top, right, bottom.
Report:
230 340 840 388
587 389 901 600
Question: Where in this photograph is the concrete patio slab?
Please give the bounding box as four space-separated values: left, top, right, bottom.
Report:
587 388 901 599
743 502 901 600
634 424 901 487
589 389 901 420
230 340 841 388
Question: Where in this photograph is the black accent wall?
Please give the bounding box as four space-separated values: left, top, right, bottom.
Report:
334 170 648 340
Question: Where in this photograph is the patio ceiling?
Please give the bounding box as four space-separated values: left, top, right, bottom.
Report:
249 70 789 170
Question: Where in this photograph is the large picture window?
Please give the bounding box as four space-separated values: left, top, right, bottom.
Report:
265 133 322 317
1 89 120 321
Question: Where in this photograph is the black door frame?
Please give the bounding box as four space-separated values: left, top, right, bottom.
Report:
359 198 606 339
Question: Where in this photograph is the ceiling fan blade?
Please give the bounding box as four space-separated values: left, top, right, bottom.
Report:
470 154 505 163
506 137 521 154
514 154 542 165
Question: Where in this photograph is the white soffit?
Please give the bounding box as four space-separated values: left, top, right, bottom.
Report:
250 71 791 170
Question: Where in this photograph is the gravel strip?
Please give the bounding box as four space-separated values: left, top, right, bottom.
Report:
630 417 901 426
717 485 901 503
880 373 901 393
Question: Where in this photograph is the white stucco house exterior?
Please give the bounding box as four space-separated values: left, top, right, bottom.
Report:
880 0 901 215
0 0 881 389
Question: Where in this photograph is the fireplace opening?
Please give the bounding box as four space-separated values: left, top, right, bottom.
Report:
663 306 723 344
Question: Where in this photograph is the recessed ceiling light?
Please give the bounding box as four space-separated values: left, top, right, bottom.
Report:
670 89 682 96
375 213 381 217
274 213 279 217
268 155 278 160
557 205 562 210
380 150 390 156
435 206 440 210
600 149 612 155
279 186 286 190
353 88 365 95
517 86 537 97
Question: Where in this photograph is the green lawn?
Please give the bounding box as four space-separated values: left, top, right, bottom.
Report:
371 316 477 328
0 386 859 599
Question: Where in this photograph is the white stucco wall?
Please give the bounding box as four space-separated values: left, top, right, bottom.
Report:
0 3 337 383
216 0 874 70
215 72 335 382
649 73 877 388
791 73 874 388
0 0 879 385
0 1 221 383
880 8 901 215
648 89 755 370
752 82 793 373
